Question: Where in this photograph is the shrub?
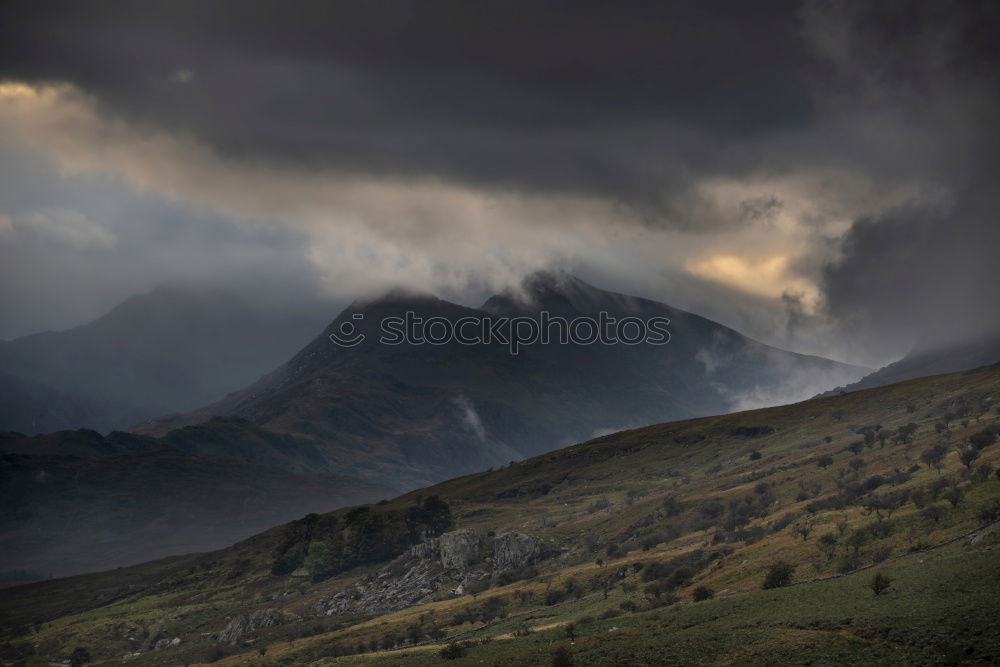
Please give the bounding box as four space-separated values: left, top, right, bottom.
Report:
70 647 91 667
762 561 794 589
921 504 948 524
870 545 892 563
439 642 466 660
692 585 714 601
545 589 567 606
552 645 575 667
870 572 893 596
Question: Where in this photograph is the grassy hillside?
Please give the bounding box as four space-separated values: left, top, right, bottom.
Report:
2 364 999 665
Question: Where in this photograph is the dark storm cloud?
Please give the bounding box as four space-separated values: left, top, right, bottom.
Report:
811 1 1000 359
0 0 998 365
0 0 812 220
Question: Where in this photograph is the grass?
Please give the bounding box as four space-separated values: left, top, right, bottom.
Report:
3 364 1000 665
329 545 1000 666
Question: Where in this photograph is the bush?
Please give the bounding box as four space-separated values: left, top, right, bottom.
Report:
544 589 567 605
762 561 794 589
552 645 575 667
870 572 893 596
439 642 466 660
69 647 91 667
692 585 714 601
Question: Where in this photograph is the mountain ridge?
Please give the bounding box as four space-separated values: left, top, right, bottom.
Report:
135 274 867 489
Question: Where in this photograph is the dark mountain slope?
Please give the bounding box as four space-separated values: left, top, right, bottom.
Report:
826 331 1000 396
0 285 334 434
138 273 866 488
0 420 394 577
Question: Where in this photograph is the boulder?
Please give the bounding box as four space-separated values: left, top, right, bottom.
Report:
439 529 480 570
409 538 441 560
492 532 541 573
217 609 285 644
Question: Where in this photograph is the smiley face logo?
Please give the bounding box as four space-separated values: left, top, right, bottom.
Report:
329 313 366 347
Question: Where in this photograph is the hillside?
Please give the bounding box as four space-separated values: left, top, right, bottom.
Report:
137 273 866 489
3 364 999 665
0 286 333 434
827 331 1000 396
0 419 394 578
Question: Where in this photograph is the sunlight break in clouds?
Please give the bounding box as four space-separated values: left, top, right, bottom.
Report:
0 79 927 365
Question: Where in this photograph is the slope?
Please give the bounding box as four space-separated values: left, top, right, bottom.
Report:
137 273 867 489
3 363 998 665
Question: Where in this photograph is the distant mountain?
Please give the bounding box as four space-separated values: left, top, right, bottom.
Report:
0 285 336 434
0 419 394 577
825 331 1000 395
138 273 867 489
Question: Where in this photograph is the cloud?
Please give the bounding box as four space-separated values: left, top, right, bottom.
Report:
10 208 117 249
0 1 996 369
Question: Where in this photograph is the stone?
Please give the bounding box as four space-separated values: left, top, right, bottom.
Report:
439 529 480 570
409 539 440 560
492 532 541 572
217 609 286 644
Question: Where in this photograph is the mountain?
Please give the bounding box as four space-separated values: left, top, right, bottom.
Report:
826 331 1000 396
4 364 998 665
137 273 867 489
0 285 336 434
0 418 394 578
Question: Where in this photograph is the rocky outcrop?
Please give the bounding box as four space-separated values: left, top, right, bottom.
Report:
217 609 286 644
316 559 447 616
439 528 480 570
317 530 546 618
492 532 542 572
409 539 440 560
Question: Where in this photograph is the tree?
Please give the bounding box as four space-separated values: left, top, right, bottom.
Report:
817 455 834 469
969 428 998 451
921 504 948 524
406 623 424 644
749 449 762 460
943 485 965 508
795 522 813 541
692 585 714 601
920 444 947 473
959 447 981 469
552 645 575 667
762 561 794 589
439 642 466 660
897 422 919 444
870 572 893 596
564 623 576 641
303 541 333 582
848 440 865 456
70 647 91 667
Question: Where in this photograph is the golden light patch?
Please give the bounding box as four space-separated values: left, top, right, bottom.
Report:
688 253 819 310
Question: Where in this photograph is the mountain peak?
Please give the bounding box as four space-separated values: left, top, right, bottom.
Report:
483 270 641 317
350 287 442 312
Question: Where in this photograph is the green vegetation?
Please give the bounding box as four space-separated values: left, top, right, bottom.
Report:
270 495 453 579
2 365 1000 665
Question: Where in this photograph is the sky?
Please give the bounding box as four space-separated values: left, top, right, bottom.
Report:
0 1 997 367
